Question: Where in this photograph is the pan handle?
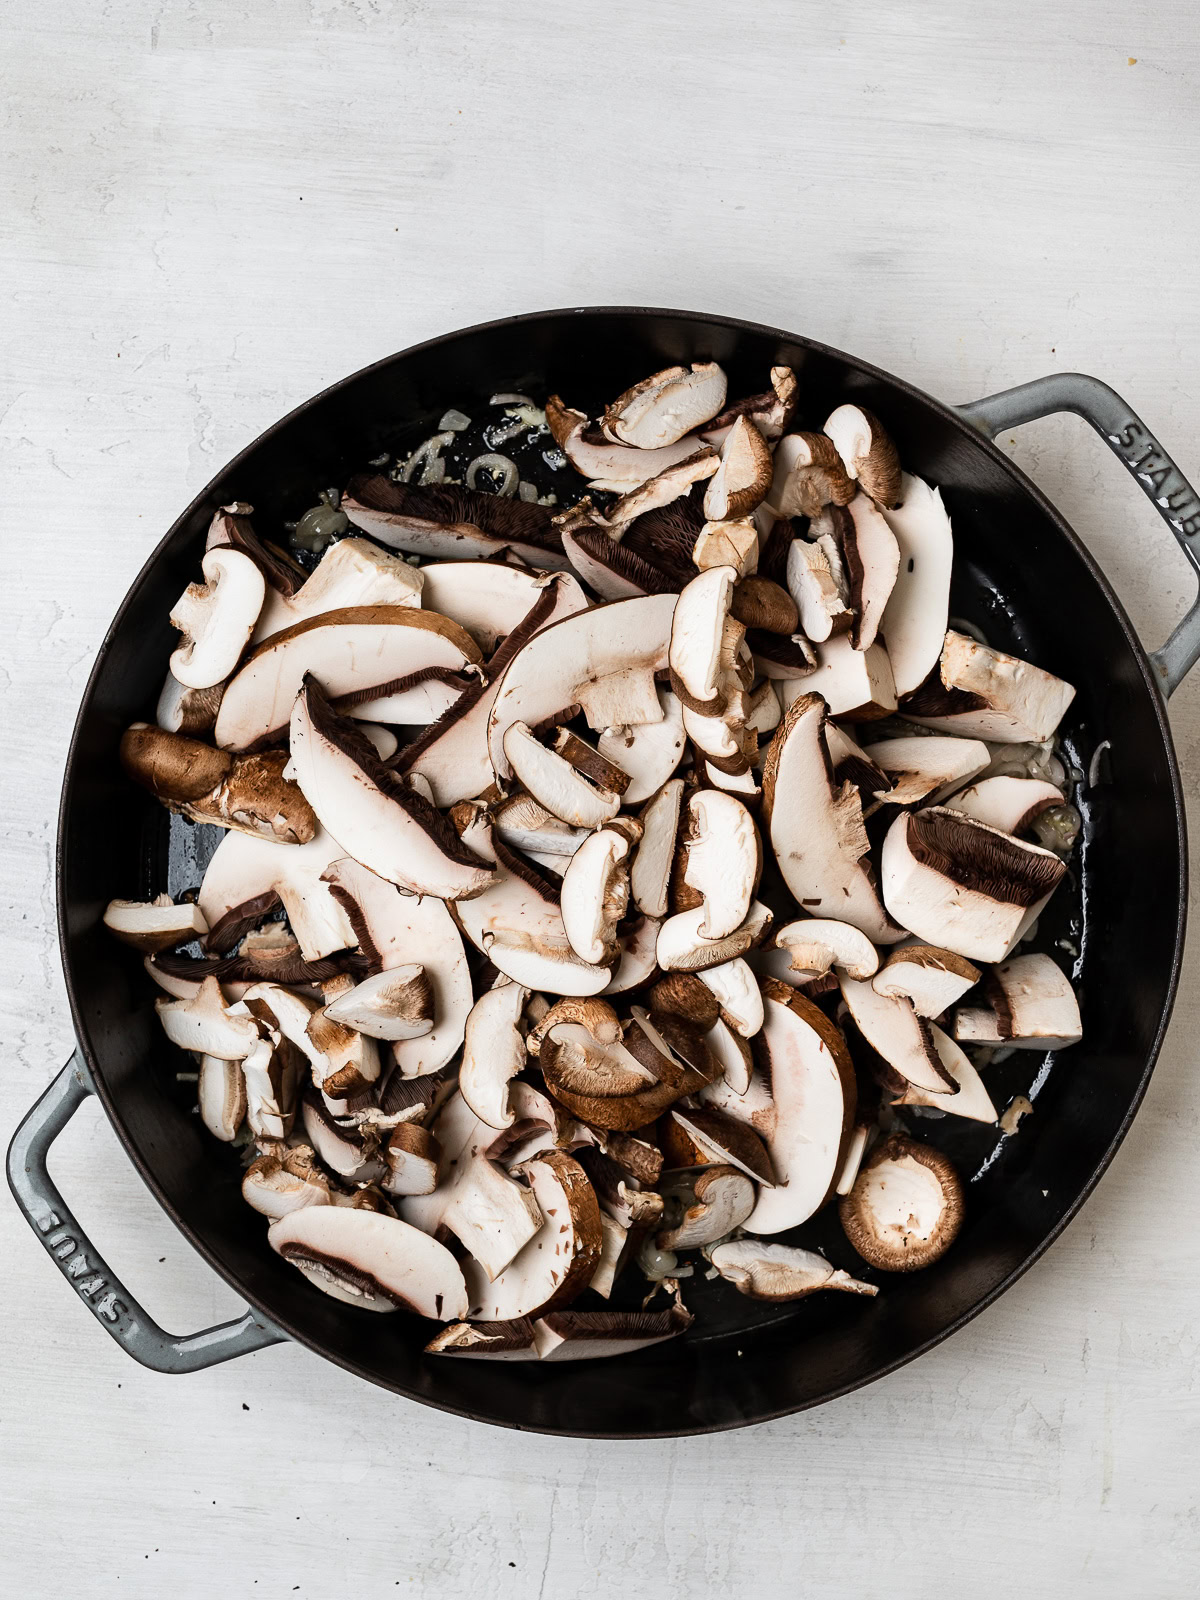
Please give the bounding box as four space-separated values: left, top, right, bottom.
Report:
7 1053 288 1373
957 372 1200 697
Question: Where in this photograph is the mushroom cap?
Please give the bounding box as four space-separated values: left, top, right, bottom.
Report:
891 1024 998 1123
268 1205 468 1319
823 405 902 509
656 900 773 973
703 416 773 522
696 956 765 1038
842 493 900 651
837 974 956 1096
341 474 568 569
839 1135 964 1272
155 975 261 1061
546 394 703 486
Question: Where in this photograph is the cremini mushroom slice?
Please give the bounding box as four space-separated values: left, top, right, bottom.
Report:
762 693 903 946
380 1123 442 1196
197 1053 247 1141
306 975 385 1095
588 1212 631 1299
253 536 424 642
668 565 738 709
287 677 494 901
597 688 685 805
602 362 728 449
459 980 531 1130
901 630 1076 743
702 415 773 522
700 756 761 799
560 821 638 966
705 1013 754 1093
708 1240 877 1301
701 366 797 445
891 1024 998 1123
878 474 954 697
767 432 855 520
772 918 880 982
103 895 208 953
835 1124 871 1197
341 473 569 568
649 970 721 1031
501 722 623 830
799 634 898 719
872 943 981 1017
155 975 262 1060
169 547 266 689
320 964 434 1041
743 981 856 1234
269 1205 468 1318
556 508 681 601
880 806 1067 963
120 724 317 845
667 1106 776 1187
729 574 799 636
838 974 957 1096
682 789 760 940
537 1004 714 1132
242 1145 331 1218
418 561 588 654
656 899 773 973
954 951 1082 1049
239 1028 302 1140
214 605 482 751
156 672 226 737
463 1149 603 1321
545 394 702 488
600 449 719 534
842 493 900 651
200 829 357 961
839 1135 963 1271
943 774 1065 835
630 777 685 918
492 792 588 863
240 978 379 1100
600 914 662 996
531 1303 693 1361
744 679 782 737
786 519 854 643
301 1095 384 1182
692 517 759 578
424 1318 540 1359
823 404 903 508
860 734 991 811
322 855 473 1079
537 1000 659 1101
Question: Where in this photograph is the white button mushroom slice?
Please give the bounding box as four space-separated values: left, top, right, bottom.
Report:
841 493 901 652
169 547 266 690
835 1124 870 1197
242 1145 331 1218
214 606 481 751
400 1091 545 1281
418 561 589 657
156 671 225 737
692 516 759 578
237 1025 301 1140
320 965 433 1041
762 693 904 946
705 1014 754 1093
560 823 637 966
871 943 981 1017
766 431 856 521
953 951 1082 1049
588 1212 631 1300
489 593 678 760
877 474 954 697
701 366 798 446
353 722 398 761
656 901 774 974
744 679 782 736
791 633 897 719
300 1096 384 1182
742 982 857 1235
597 688 685 805
708 1240 877 1301
599 449 720 535
424 1319 540 1359
252 536 424 643
340 472 569 569
890 1025 998 1123
702 759 761 799
286 678 494 901
500 722 622 830
321 856 473 1080
155 975 262 1060
668 566 738 708
601 362 728 449
682 790 760 940
104 896 208 953
786 524 854 643
269 1205 468 1318
380 1124 442 1196
822 404 902 508
463 1150 603 1321
880 806 1067 964
902 630 1076 743
597 915 661 997
197 1052 247 1141
530 1303 693 1362
545 394 705 487
702 415 773 523
240 979 379 1098
838 974 958 1096
772 918 880 982
942 774 1065 835
459 980 531 1131
839 1134 963 1272
860 735 991 811
492 792 589 861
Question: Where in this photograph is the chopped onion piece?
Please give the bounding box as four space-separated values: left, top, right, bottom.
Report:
465 452 519 497
438 408 471 432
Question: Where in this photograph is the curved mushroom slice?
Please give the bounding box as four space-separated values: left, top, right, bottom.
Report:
492 793 588 863
842 494 900 651
598 689 685 805
531 1303 693 1361
537 1007 713 1133
104 895 208 953
835 1124 871 1197
824 721 890 798
729 575 798 636
169 547 266 689
705 1014 754 1093
156 975 262 1060
600 449 719 535
880 806 1067 964
341 473 568 568
878 474 954 697
943 774 1064 835
268 1206 468 1318
287 678 493 901
538 1009 659 1103
954 951 1082 1049
594 913 658 996
559 521 670 600
501 723 623 829
891 1024 997 1123
762 693 903 945
205 502 308 590
322 856 473 1079
860 735 991 811
823 405 902 509
242 1145 331 1218
198 829 356 960
772 918 879 982
424 1318 540 1359
156 672 225 736
545 395 703 488
901 630 1076 744
239 1029 302 1140
561 822 638 966
703 416 773 523
215 606 481 751
197 1053 247 1141
650 970 720 1031
701 366 797 445
253 536 424 643
681 789 760 941
301 1095 384 1183
767 432 855 520
667 1107 775 1187
240 979 380 1100
459 980 530 1131
464 1150 603 1321
708 1240 877 1301
417 561 588 655
120 725 317 845
669 566 738 709
872 943 980 1017
744 680 782 738
320 965 433 1041
699 1050 775 1128
797 634 897 720
602 362 728 449
489 594 677 765
839 1135 963 1272
656 900 773 973
380 1123 442 1196
838 975 957 1096
786 523 854 643
743 982 856 1235
693 517 759 578
701 758 761 800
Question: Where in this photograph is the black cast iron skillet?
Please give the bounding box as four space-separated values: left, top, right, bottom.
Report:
10 309 1200 1438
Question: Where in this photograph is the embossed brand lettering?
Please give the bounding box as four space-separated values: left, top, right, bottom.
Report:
1112 418 1200 536
96 1292 128 1325
36 1210 63 1234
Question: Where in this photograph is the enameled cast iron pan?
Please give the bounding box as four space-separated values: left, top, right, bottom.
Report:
11 309 1200 1438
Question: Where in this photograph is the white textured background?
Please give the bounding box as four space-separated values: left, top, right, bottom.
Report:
4 3 1200 1595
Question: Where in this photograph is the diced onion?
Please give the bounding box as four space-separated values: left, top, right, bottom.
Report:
438 409 471 432
465 453 519 497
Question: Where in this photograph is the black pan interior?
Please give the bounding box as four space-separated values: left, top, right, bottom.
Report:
58 309 1185 1436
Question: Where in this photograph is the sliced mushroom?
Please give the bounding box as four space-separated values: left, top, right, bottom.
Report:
880 806 1067 963
901 630 1076 743
156 672 225 736
155 975 262 1060
242 1145 331 1218
668 565 738 709
588 1212 631 1299
380 1123 442 1196
953 952 1082 1048
459 980 531 1130
839 1135 963 1271
199 828 356 961
197 1053 247 1141
872 943 980 1017
305 975 385 1095
680 789 759 941
597 688 685 804
531 1303 693 1361
823 404 902 508
545 394 702 487
772 918 880 981
169 547 266 689
878 474 954 697
268 1205 468 1317
860 735 991 810
762 693 903 945
501 722 623 829
602 362 728 449
600 913 662 995
694 958 766 1040
656 900 773 973
842 493 900 651
891 1024 998 1122
492 792 588 862
766 432 855 520
301 1094 384 1182
241 979 377 1100
653 1165 755 1250
701 366 797 444
560 822 637 966
600 449 719 535
708 1240 877 1301
420 561 588 654
692 517 759 578
705 1014 754 1093
253 536 424 642
729 575 798 637
744 679 782 736
786 523 854 643
423 1318 539 1358
798 634 897 719
702 416 773 523
341 473 567 568
667 1106 775 1187
537 1001 658 1101
943 775 1065 835
537 1005 713 1132
630 777 685 918
835 1124 870 1196
238 1028 302 1140
103 895 208 953
838 974 957 1096
320 964 434 1041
